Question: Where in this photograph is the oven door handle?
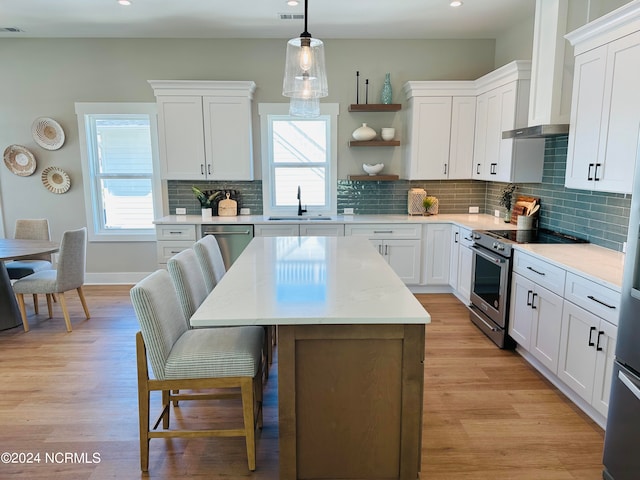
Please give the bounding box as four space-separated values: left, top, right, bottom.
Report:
471 245 507 264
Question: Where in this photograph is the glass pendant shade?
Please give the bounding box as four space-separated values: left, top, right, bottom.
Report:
282 36 328 100
289 96 320 117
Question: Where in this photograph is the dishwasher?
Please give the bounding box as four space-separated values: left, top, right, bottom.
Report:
200 224 254 270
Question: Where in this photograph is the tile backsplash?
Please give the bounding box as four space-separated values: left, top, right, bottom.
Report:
167 136 631 251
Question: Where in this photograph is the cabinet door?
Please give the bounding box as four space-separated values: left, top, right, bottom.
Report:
508 273 535 350
300 224 345 237
448 97 476 179
472 92 488 180
203 96 254 180
558 301 598 403
597 31 640 194
423 224 451 285
592 319 617 417
494 82 517 183
565 46 608 190
457 244 473 305
449 226 460 289
156 96 206 179
384 239 421 285
407 97 452 179
254 224 300 237
530 286 564 373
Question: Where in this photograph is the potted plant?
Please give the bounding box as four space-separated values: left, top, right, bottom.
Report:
498 183 517 223
192 186 221 219
422 196 439 216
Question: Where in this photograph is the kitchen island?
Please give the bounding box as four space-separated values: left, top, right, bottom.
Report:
191 236 431 480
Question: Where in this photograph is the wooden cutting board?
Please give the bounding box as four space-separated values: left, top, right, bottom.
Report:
511 195 539 224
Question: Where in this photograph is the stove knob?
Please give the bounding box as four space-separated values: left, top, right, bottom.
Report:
473 234 481 240
492 242 499 249
496 244 505 251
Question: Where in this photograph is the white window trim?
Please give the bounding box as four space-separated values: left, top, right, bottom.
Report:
258 103 339 217
75 102 161 242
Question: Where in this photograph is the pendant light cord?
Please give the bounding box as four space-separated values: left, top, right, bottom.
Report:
301 0 311 38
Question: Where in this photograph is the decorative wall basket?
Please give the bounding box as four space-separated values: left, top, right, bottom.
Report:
408 188 426 215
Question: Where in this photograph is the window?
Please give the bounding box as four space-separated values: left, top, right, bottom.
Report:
75 103 161 241
259 103 338 216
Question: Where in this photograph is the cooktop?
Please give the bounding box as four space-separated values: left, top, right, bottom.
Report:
484 228 589 245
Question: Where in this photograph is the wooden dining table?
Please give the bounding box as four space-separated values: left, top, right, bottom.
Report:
0 238 59 330
191 236 431 480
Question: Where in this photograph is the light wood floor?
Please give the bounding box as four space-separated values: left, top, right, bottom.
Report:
0 287 605 479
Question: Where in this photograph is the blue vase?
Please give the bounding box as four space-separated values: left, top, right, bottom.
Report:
381 73 392 104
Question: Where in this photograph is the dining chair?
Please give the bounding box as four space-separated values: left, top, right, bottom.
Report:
167 248 208 325
6 219 54 312
130 269 264 473
12 227 90 332
193 235 226 293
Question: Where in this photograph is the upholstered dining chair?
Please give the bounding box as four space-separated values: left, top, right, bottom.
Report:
12 227 90 332
6 219 54 312
193 235 226 293
167 248 209 324
130 269 264 473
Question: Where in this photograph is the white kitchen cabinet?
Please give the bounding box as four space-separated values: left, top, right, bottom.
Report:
424 224 452 285
565 7 640 194
344 224 422 284
149 80 255 181
509 272 564 373
402 83 476 180
449 225 473 304
558 301 618 417
254 224 300 237
155 224 197 267
299 224 345 237
472 62 545 183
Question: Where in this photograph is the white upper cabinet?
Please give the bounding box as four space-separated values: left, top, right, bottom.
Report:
402 82 476 180
149 80 256 181
472 62 545 183
565 3 640 194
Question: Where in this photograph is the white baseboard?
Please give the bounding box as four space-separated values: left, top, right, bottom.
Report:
84 272 153 285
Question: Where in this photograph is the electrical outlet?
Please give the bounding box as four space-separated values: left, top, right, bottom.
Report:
494 209 501 218
343 208 354 215
468 206 479 214
175 207 187 215
623 241 627 253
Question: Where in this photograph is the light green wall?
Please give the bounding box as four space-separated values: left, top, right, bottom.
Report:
0 38 496 278
494 15 535 69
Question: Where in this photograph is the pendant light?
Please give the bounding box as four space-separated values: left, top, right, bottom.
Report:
282 0 328 117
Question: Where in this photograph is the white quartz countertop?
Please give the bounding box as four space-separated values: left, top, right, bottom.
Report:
514 243 625 291
190 236 431 327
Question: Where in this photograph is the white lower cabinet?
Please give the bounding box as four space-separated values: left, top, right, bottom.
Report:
423 224 451 285
254 224 299 237
344 224 422 284
558 300 618 418
509 272 564 373
449 226 473 304
155 224 197 267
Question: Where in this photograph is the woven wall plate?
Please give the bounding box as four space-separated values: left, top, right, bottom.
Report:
41 166 71 194
3 144 36 176
31 117 65 150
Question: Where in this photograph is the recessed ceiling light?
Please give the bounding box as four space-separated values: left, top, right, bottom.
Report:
118 0 132 5
450 1 463 6
287 0 299 6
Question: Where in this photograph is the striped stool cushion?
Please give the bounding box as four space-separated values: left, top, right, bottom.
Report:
165 326 264 379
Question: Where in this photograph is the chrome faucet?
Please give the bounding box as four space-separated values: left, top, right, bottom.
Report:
297 185 307 216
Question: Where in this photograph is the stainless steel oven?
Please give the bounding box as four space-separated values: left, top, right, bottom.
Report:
469 235 514 349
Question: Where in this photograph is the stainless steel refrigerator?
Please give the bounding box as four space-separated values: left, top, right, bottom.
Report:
602 137 640 480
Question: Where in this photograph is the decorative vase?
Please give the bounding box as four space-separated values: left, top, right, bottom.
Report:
352 123 377 141
381 127 395 141
201 208 213 220
504 208 511 223
381 73 392 104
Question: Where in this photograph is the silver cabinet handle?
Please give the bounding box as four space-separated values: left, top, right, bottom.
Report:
373 230 393 234
587 295 616 309
619 370 640 401
203 231 251 236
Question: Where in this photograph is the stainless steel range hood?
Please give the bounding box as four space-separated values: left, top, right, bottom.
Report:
502 123 569 139
502 0 578 141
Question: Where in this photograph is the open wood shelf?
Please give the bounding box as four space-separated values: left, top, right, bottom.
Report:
349 140 400 147
348 104 402 112
348 174 400 181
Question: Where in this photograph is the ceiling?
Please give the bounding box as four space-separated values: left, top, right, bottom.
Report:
0 0 535 39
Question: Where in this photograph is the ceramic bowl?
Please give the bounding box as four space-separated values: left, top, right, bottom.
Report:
363 163 384 175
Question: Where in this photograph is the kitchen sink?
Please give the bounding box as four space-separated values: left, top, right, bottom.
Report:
268 216 333 221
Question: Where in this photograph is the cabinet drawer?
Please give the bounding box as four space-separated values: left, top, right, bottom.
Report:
344 224 421 239
513 250 566 294
564 272 621 325
157 241 194 264
156 224 197 241
300 224 345 236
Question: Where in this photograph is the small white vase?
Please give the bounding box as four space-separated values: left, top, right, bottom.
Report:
201 208 213 220
352 123 376 141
